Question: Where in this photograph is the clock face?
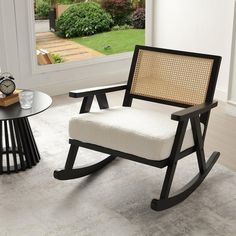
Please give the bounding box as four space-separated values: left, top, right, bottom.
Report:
0 79 16 95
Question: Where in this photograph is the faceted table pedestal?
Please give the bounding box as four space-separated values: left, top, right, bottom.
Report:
0 118 40 174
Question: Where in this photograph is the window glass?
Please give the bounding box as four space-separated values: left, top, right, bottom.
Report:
34 0 145 65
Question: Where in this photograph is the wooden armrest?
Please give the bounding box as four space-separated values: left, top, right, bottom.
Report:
69 83 127 98
171 101 218 121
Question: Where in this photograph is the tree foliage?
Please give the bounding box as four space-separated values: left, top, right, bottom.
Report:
132 7 145 29
101 0 133 26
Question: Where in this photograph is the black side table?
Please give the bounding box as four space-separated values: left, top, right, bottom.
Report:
0 90 52 174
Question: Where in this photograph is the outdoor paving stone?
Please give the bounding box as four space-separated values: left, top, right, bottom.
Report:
36 32 103 62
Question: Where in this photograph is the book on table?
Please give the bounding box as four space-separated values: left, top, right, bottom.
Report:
0 90 22 107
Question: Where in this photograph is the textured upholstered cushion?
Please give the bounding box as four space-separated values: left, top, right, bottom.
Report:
69 107 201 161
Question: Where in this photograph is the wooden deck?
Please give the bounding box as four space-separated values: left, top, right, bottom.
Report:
36 32 103 62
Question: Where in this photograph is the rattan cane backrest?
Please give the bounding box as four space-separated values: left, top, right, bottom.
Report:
127 46 221 107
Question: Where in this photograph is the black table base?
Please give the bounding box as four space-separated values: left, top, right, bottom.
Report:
0 118 40 174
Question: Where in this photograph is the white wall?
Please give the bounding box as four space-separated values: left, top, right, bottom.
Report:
226 1 236 116
0 0 20 78
154 0 235 101
0 8 7 73
228 1 236 103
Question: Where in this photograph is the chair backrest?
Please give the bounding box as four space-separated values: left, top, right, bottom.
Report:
123 46 221 108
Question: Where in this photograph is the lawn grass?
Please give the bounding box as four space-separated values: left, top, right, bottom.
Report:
71 29 145 55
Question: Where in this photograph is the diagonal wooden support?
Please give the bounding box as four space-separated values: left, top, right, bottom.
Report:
160 119 189 199
191 116 206 174
80 95 94 114
80 94 109 114
96 94 109 109
64 144 79 170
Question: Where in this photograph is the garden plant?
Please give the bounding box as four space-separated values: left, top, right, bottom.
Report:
56 2 113 38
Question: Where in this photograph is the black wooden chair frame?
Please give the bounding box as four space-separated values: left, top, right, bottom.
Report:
54 46 222 211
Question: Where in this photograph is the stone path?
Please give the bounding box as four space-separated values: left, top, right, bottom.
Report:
36 32 103 62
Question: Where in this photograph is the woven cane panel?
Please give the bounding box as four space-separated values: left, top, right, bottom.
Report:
130 50 214 105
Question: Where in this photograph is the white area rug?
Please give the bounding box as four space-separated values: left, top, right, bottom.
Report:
0 95 236 236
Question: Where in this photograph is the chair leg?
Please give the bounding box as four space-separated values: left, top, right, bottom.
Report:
54 142 116 180
64 143 79 170
151 151 220 211
159 161 178 199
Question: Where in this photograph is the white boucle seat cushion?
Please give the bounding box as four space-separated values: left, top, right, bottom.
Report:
69 107 200 161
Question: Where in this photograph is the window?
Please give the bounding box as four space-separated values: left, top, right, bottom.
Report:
28 0 153 73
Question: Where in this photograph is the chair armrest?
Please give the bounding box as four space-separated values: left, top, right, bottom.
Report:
69 83 127 98
171 101 218 121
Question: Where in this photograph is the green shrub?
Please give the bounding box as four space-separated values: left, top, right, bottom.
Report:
52 53 64 64
112 24 133 31
35 0 50 19
132 7 145 29
101 0 133 26
56 2 113 38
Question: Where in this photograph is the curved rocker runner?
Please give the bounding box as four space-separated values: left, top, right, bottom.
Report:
54 153 116 180
54 46 222 211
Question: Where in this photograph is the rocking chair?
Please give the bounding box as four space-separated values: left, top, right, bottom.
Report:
54 46 221 211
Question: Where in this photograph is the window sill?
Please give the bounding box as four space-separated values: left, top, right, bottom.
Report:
32 51 133 75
